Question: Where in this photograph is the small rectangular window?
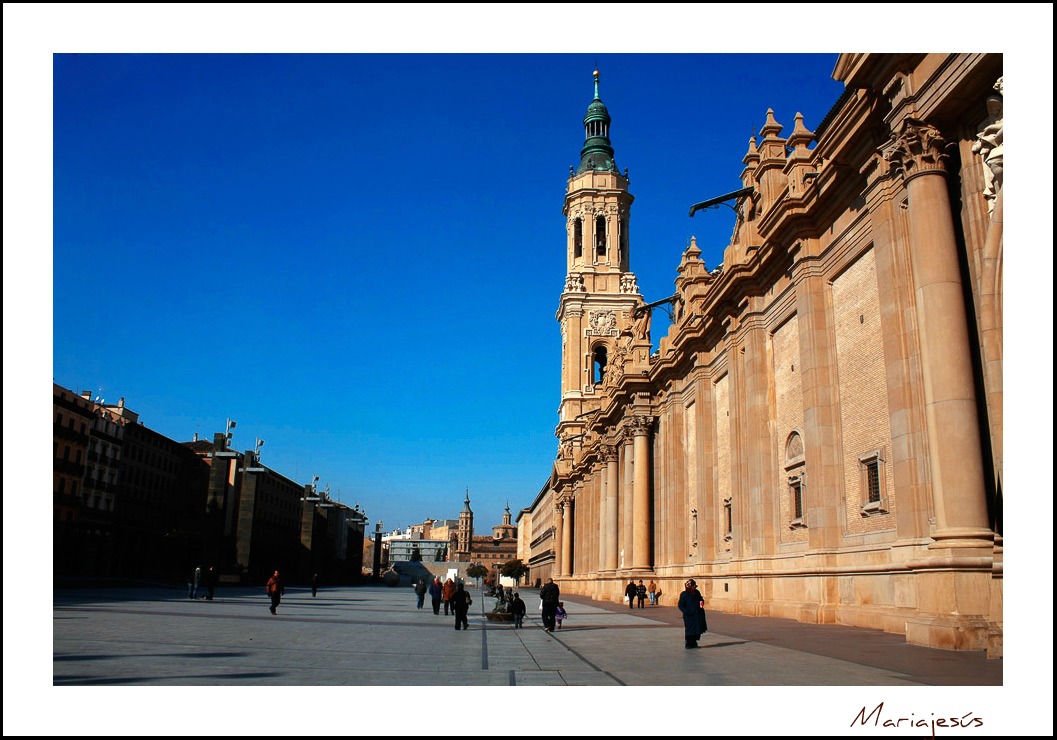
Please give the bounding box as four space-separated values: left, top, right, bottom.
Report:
865 459 881 504
859 449 889 516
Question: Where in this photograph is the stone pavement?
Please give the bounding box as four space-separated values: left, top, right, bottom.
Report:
35 583 1046 736
53 583 1001 687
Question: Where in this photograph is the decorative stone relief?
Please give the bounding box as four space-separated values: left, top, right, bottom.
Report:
972 77 1003 215
602 444 620 463
620 273 639 294
586 310 618 337
602 343 627 392
565 273 586 292
882 118 948 181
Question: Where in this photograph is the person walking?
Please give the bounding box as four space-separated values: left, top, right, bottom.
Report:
510 592 526 628
442 577 456 615
428 576 443 615
540 577 560 633
624 580 637 609
677 578 709 649
555 602 567 629
266 570 284 615
414 578 428 609
192 566 202 600
452 582 472 631
648 580 658 606
204 566 217 600
636 580 647 609
310 573 319 598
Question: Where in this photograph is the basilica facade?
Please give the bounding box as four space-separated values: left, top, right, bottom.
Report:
520 54 1003 655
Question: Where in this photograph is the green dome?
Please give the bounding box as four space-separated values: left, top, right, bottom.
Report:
576 71 618 175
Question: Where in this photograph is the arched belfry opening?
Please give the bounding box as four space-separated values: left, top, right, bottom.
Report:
593 345 608 385
574 218 583 258
596 215 607 257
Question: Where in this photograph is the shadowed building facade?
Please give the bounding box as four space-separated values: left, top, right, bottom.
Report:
522 56 1003 655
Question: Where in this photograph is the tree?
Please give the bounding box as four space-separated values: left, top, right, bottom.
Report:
465 562 488 586
500 558 529 585
409 544 422 562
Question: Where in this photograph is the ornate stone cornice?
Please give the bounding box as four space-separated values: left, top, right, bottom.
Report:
882 117 948 182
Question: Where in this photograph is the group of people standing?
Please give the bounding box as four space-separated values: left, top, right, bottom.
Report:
416 577 472 630
624 579 660 608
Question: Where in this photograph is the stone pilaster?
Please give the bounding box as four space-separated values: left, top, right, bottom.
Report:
794 264 845 551
742 317 777 557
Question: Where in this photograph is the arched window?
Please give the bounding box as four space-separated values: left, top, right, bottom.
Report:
785 431 807 529
596 215 606 257
574 218 583 258
592 346 608 385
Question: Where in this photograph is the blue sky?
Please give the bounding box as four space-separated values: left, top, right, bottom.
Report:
48 51 849 532
6 4 1053 735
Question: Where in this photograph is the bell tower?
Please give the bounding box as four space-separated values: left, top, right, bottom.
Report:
457 488 474 558
556 71 643 450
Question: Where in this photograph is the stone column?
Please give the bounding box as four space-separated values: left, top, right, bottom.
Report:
553 499 564 578
629 415 654 571
603 445 620 572
597 462 607 573
884 119 993 548
560 500 574 576
621 435 634 569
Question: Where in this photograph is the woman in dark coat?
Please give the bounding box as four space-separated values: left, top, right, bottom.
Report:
428 577 443 615
677 579 708 648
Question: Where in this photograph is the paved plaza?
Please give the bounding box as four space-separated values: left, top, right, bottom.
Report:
20 583 1046 736
53 583 1001 688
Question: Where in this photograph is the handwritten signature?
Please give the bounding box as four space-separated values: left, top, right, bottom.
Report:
852 702 983 737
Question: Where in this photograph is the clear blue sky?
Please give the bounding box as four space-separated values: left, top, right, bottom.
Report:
6 5 1052 735
47 50 846 532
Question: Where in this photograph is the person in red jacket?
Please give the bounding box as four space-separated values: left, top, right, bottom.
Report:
266 571 284 615
442 578 456 615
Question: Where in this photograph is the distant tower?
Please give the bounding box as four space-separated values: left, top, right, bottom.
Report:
557 70 643 448
493 501 516 540
457 488 474 558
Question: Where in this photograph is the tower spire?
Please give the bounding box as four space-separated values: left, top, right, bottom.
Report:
577 69 617 175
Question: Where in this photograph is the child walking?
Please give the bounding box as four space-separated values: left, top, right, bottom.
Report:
555 602 568 629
